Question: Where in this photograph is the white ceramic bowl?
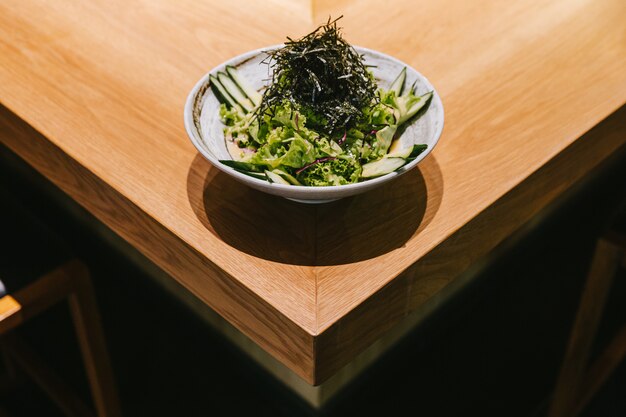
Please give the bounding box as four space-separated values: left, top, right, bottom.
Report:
184 46 444 204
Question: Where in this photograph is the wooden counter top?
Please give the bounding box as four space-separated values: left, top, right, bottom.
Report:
1 0 625 386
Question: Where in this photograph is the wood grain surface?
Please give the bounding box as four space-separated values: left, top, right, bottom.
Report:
1 0 625 385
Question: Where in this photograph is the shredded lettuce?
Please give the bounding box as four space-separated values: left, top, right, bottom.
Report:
298 157 362 186
219 69 431 186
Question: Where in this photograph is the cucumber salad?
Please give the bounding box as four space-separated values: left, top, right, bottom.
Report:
212 17 432 187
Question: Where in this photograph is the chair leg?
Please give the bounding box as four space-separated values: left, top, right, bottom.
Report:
0 260 121 417
2 332 94 417
548 238 623 417
66 262 123 417
1 345 17 381
0 346 17 394
572 324 626 416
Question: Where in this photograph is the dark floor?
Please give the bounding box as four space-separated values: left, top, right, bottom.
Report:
0 141 625 416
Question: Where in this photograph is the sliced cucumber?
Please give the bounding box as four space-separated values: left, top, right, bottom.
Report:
361 143 427 179
272 169 301 185
407 91 433 119
234 168 266 180
217 72 254 113
209 75 244 114
226 66 262 106
405 144 428 161
373 125 397 156
387 144 428 159
265 170 290 185
220 159 264 173
399 91 433 125
389 67 406 96
361 157 406 178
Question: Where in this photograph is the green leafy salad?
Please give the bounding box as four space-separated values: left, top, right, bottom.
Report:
211 17 432 187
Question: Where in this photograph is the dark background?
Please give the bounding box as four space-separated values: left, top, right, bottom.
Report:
1 140 625 417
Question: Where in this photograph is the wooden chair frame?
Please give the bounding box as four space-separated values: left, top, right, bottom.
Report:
0 259 122 417
548 228 626 417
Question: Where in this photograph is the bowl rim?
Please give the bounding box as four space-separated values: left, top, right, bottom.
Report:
183 45 444 193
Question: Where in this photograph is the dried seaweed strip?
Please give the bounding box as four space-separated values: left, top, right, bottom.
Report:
258 16 377 136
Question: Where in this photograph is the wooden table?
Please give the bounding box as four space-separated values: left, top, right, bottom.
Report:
1 0 626 407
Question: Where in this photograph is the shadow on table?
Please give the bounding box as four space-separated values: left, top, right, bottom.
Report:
186 153 443 266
